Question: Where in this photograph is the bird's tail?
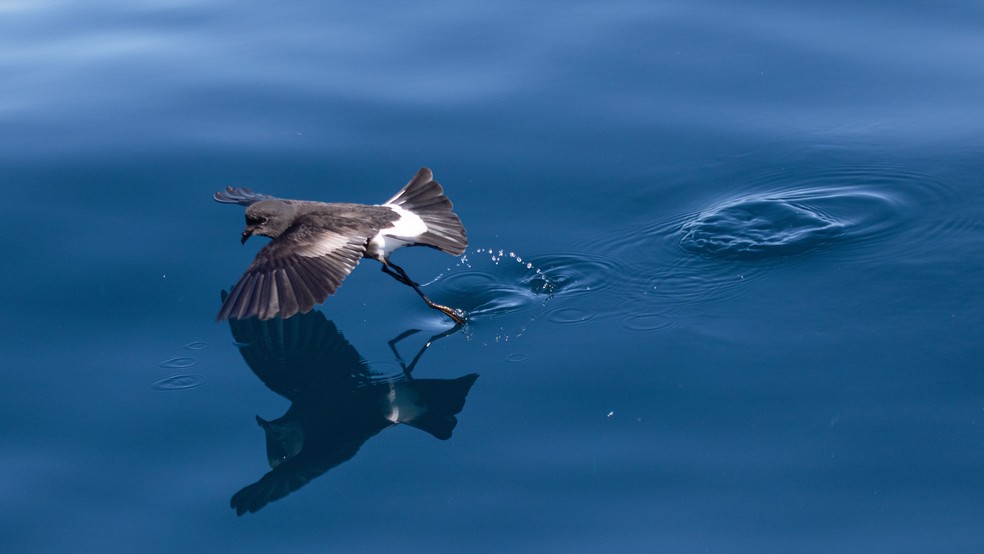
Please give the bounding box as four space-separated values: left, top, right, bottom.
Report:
384 168 468 256
397 373 480 440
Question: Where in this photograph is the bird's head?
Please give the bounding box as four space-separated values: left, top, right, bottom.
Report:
241 200 294 244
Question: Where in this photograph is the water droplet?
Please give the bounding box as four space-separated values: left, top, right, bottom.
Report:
436 250 557 319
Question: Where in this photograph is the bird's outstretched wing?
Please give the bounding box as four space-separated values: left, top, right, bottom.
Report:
214 186 276 206
218 219 369 321
230 438 364 515
224 306 374 397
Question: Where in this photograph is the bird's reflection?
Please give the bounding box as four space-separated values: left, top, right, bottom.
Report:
224 302 478 515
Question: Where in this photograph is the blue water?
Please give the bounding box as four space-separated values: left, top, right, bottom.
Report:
3 1 984 551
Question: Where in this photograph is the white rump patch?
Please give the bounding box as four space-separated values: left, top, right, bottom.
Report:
382 382 424 424
382 204 427 236
370 204 428 258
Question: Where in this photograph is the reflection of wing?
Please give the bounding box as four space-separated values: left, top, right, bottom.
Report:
230 439 365 516
218 219 369 321
225 301 372 399
214 186 275 206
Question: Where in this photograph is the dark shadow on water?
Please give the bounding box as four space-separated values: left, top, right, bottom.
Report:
222 297 478 516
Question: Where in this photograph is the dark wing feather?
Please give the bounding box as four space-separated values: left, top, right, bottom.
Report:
218 221 368 321
214 186 276 206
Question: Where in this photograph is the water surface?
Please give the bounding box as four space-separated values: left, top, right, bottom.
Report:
2 1 984 551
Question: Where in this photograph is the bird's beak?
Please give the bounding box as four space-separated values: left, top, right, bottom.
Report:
241 227 254 244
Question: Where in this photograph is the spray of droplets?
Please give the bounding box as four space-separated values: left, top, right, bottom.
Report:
432 247 560 345
474 248 538 272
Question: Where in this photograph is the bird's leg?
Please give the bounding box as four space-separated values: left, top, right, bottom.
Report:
387 329 421 373
381 260 466 325
387 325 462 376
381 263 417 287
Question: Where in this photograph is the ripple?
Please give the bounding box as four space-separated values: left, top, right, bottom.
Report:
596 160 951 265
530 252 631 297
363 359 409 378
669 161 965 265
152 374 207 391
506 353 529 363
583 159 966 316
158 357 197 369
544 306 598 325
678 186 899 260
584 210 775 310
612 224 772 310
432 249 631 325
183 342 208 351
439 271 544 318
434 248 558 319
617 312 675 333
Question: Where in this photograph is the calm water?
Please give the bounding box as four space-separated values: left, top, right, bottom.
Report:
3 1 984 551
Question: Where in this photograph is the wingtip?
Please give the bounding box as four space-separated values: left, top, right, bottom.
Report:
214 186 273 206
216 305 232 322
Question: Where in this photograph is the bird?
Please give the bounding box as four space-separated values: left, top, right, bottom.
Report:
214 167 467 324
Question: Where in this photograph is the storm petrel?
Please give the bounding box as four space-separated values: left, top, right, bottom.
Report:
214 168 467 324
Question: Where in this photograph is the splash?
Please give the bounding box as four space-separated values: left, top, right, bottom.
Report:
436 247 558 319
678 187 895 260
